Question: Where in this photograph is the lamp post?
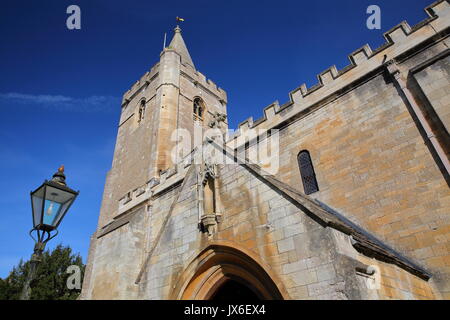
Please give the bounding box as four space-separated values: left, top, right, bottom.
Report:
20 165 79 300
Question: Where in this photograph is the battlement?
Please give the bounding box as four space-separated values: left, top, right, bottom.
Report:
180 63 228 102
120 57 228 108
116 151 194 216
121 62 160 106
227 0 449 146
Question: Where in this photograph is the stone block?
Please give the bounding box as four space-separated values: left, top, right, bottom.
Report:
277 237 295 253
291 269 318 286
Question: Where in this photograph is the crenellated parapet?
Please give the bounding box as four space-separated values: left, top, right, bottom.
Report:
119 59 228 109
180 63 228 103
116 151 194 217
121 62 161 107
227 0 449 147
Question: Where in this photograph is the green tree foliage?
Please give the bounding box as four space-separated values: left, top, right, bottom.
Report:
0 244 85 300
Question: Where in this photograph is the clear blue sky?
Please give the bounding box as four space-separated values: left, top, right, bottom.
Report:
0 0 433 277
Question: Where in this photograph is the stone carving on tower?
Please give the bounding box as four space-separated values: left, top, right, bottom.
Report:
196 140 223 237
208 112 227 130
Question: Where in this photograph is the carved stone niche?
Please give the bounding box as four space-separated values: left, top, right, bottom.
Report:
198 164 222 237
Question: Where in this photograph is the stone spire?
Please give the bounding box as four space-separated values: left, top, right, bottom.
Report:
167 26 195 68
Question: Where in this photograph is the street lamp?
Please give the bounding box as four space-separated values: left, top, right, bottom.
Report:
20 165 79 300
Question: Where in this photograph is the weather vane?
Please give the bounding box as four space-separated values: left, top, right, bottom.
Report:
164 16 185 49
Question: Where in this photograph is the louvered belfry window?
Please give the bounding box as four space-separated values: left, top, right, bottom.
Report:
298 150 319 195
193 98 204 121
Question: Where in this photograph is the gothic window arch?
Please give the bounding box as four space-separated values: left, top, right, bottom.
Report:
297 150 319 195
193 97 205 122
138 99 146 123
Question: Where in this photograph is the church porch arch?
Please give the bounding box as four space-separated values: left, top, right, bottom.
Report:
171 241 289 300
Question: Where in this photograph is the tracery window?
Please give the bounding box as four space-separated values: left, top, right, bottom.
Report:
298 150 319 195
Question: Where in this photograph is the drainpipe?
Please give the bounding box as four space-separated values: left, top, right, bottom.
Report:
387 62 450 175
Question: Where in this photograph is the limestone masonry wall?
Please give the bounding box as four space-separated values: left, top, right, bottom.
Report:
81 0 450 300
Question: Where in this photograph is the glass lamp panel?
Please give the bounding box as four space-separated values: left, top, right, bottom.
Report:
43 199 62 226
42 185 76 228
53 197 76 228
31 185 45 228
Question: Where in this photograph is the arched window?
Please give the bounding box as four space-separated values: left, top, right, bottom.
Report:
298 150 319 195
138 99 146 123
193 98 204 121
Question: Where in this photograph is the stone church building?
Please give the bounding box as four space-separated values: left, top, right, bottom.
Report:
81 1 450 300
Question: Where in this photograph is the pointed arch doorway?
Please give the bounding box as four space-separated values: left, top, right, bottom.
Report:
172 242 287 300
210 279 260 300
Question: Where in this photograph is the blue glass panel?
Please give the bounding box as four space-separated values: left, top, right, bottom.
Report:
43 200 61 226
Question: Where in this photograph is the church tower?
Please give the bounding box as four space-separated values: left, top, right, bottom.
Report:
96 26 228 227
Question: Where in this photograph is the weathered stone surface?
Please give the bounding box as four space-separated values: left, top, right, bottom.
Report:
81 1 450 300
